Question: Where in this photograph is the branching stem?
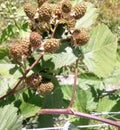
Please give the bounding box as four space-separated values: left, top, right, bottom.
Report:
39 108 120 128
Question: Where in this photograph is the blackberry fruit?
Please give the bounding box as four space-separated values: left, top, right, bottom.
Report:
37 82 54 94
9 44 23 62
30 31 42 50
26 73 42 89
24 3 36 20
71 2 87 19
73 28 89 46
39 3 52 22
44 38 60 53
21 39 31 59
61 0 72 13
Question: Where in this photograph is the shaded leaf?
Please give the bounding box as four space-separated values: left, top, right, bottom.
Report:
43 88 63 108
19 89 42 118
37 115 54 128
83 24 117 78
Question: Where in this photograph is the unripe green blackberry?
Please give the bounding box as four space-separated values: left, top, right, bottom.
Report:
26 73 42 89
37 82 54 94
71 2 87 19
21 39 31 59
44 38 60 53
61 0 72 13
73 28 89 46
39 3 52 22
30 32 42 50
23 3 36 20
37 0 47 7
9 44 23 62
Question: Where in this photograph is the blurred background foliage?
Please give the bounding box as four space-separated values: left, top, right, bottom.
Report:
85 0 120 42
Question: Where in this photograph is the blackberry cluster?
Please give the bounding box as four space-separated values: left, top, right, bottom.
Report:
22 0 89 54
9 0 90 94
26 73 54 94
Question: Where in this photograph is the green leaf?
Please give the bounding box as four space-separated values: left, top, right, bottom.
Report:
0 25 15 44
0 64 22 77
97 96 117 112
0 104 22 130
0 47 10 63
103 69 120 86
0 49 21 98
42 50 77 70
19 21 31 38
0 64 22 97
75 2 98 28
61 85 72 101
74 87 98 112
15 7 26 17
0 76 17 97
61 85 98 112
83 24 117 78
78 73 104 89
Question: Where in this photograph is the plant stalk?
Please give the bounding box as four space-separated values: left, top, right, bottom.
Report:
39 108 120 128
68 59 78 108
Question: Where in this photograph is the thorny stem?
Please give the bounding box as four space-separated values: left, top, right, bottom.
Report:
0 52 44 101
69 59 78 108
39 108 120 128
